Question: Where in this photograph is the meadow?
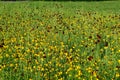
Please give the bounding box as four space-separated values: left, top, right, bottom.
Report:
0 1 120 80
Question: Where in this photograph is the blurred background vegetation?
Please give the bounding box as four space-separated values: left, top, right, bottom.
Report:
0 0 118 1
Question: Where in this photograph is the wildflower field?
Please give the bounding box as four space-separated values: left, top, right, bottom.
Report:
0 1 120 80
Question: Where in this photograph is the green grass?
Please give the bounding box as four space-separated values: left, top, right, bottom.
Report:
0 1 120 80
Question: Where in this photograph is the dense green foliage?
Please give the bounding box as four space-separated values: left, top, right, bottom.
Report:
0 0 116 1
0 1 120 80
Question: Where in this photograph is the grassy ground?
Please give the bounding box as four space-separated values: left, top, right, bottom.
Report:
0 1 120 80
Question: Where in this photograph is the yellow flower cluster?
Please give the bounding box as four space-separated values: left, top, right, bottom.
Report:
0 2 120 80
